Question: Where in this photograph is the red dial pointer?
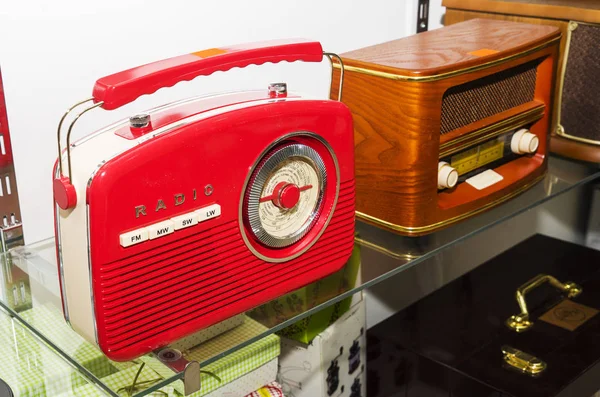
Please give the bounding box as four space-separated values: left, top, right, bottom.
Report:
259 182 312 209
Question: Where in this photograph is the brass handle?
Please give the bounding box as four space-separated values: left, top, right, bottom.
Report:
506 274 582 332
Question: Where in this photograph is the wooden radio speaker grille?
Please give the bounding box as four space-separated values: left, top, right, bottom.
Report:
440 60 539 135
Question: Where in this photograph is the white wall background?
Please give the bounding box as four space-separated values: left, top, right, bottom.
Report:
0 0 421 243
429 0 445 29
3 1 597 332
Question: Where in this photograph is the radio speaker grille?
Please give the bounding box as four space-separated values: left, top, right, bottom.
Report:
96 180 355 356
560 23 600 142
440 61 539 135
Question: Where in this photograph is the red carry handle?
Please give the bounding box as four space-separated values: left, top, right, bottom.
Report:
93 39 324 110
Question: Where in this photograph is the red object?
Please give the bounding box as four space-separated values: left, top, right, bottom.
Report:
87 98 355 360
93 39 323 110
277 183 301 209
53 177 77 210
245 382 284 397
259 182 312 209
113 91 300 140
57 40 355 361
0 71 14 168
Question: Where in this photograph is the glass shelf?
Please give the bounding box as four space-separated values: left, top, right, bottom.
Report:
0 309 99 396
0 155 599 396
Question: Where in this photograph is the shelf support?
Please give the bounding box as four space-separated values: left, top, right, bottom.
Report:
417 0 429 33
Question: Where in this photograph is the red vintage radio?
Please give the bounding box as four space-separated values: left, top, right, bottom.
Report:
52 40 355 361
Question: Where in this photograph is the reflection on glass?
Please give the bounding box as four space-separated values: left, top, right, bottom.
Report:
0 309 98 396
0 156 597 396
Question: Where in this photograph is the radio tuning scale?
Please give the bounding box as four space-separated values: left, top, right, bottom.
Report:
245 143 327 248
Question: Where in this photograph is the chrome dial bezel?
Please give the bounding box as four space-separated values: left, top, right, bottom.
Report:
245 143 327 248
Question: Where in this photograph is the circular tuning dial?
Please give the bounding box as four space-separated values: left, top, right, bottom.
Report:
260 181 313 209
438 161 458 190
511 129 539 155
244 143 326 249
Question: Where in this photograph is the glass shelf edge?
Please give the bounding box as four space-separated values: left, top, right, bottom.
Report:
131 374 184 397
359 167 600 289
1 156 598 396
200 159 600 367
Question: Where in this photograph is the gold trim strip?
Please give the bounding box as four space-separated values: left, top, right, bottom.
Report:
354 237 420 261
556 124 600 146
554 21 575 141
356 173 546 235
333 37 560 82
439 107 545 157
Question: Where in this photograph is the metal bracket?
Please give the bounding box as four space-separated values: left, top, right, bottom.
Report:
1 217 23 253
417 0 430 33
183 361 201 396
0 252 31 312
155 347 201 395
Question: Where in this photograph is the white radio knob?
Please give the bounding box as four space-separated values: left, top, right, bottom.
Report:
511 129 539 155
438 161 458 190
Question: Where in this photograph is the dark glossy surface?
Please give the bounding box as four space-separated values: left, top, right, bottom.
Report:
368 234 600 397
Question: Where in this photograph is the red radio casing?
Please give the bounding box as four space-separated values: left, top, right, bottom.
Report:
53 40 355 361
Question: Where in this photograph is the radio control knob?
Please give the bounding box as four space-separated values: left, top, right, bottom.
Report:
511 129 539 155
438 161 458 190
53 177 77 210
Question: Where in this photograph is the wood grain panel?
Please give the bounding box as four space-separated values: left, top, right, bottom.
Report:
340 19 558 77
331 68 442 227
331 20 559 234
550 135 600 162
443 0 600 23
446 10 569 134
